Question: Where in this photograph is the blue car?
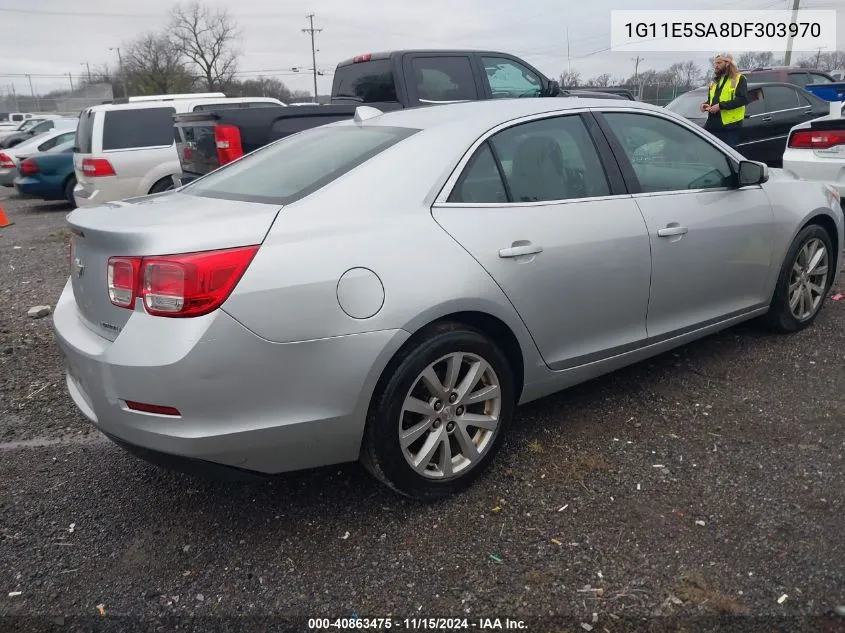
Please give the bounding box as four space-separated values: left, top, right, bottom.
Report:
13 140 76 204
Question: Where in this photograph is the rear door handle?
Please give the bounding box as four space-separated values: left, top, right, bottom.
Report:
499 243 543 258
657 226 689 237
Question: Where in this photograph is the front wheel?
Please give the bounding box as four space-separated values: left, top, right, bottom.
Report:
361 323 515 501
762 224 834 333
64 176 77 205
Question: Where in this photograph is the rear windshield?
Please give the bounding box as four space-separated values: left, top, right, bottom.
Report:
181 124 417 205
332 59 398 103
75 109 96 153
665 91 707 118
102 107 176 150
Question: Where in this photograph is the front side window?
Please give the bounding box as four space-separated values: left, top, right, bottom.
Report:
410 56 478 102
482 57 543 99
602 112 733 192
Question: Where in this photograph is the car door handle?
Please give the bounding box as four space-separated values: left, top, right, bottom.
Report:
657 226 689 237
499 243 543 258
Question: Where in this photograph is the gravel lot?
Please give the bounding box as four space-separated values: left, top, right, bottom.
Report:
1 191 844 633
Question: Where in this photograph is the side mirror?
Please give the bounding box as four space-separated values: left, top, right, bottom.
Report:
738 160 767 186
544 79 561 97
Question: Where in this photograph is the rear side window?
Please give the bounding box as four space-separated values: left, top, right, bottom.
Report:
332 59 398 102
102 107 176 150
745 71 780 82
75 110 95 153
411 56 478 102
182 125 417 204
765 86 801 111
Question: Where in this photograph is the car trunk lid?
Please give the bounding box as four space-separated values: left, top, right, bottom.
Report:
66 191 282 341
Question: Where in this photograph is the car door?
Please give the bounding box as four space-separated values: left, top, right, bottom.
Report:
757 85 810 164
594 110 775 340
431 111 653 371
735 88 769 160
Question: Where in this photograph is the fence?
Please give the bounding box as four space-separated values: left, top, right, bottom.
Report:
0 83 114 116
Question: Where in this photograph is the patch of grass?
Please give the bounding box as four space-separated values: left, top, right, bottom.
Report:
675 571 748 615
525 439 543 453
47 228 70 243
559 453 613 486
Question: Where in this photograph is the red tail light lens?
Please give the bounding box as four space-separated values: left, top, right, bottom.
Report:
214 124 243 166
182 145 192 160
0 153 14 169
353 53 372 63
107 246 259 317
788 130 845 149
19 158 38 175
107 257 140 308
82 158 116 177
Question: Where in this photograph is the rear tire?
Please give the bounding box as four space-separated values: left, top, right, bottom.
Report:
761 224 834 333
361 322 515 501
64 176 77 205
148 176 175 194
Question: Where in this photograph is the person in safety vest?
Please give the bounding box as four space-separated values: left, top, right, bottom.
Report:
699 53 748 148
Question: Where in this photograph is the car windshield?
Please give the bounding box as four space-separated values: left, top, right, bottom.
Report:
181 124 418 205
665 91 707 118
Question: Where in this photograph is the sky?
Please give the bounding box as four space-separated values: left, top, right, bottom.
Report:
0 0 842 99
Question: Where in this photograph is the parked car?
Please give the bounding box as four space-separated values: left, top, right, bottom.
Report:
173 49 625 183
740 66 837 86
0 127 77 187
783 103 845 200
1 117 77 149
54 97 842 500
0 117 49 143
665 81 831 166
13 140 76 203
72 94 285 208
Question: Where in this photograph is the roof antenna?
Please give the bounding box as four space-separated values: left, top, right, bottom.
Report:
354 106 383 124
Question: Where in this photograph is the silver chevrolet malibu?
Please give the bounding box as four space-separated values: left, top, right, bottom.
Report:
53 98 843 500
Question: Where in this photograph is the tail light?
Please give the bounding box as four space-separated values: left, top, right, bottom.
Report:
0 153 14 169
788 130 845 149
19 158 38 175
182 145 192 161
107 245 259 317
214 124 243 165
81 158 115 177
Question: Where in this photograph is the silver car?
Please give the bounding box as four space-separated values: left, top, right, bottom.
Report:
53 98 843 500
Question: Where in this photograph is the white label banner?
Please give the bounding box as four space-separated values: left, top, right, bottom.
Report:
610 10 837 52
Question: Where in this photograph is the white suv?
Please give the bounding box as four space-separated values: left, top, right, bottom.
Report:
72 93 285 207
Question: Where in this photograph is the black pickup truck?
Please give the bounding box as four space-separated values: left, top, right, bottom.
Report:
173 49 628 183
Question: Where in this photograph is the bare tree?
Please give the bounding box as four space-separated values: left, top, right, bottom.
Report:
559 69 581 88
584 73 612 87
227 76 310 102
122 32 195 95
796 50 845 71
169 0 240 91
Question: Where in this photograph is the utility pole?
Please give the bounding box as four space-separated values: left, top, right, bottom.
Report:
110 47 128 98
815 48 824 67
633 56 644 99
68 72 74 92
81 62 91 82
10 84 19 111
302 14 322 101
26 74 40 112
566 27 571 75
784 0 800 66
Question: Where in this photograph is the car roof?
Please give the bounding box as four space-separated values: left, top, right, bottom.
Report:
337 49 525 66
684 80 800 92
338 97 667 138
83 96 283 114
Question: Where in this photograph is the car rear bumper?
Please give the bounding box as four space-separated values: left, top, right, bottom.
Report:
782 149 845 197
52 278 410 475
0 167 18 187
14 176 65 200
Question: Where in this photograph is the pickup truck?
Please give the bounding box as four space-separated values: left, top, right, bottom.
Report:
173 49 628 183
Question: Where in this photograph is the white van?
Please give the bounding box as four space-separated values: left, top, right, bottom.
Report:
72 94 285 207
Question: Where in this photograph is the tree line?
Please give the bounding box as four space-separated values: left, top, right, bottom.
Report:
45 0 310 103
560 50 845 93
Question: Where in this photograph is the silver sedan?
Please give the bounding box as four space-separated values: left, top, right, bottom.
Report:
53 98 843 500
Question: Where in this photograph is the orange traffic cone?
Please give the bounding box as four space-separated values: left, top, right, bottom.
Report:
0 205 12 228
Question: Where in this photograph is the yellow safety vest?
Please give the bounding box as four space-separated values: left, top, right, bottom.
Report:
708 73 745 125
